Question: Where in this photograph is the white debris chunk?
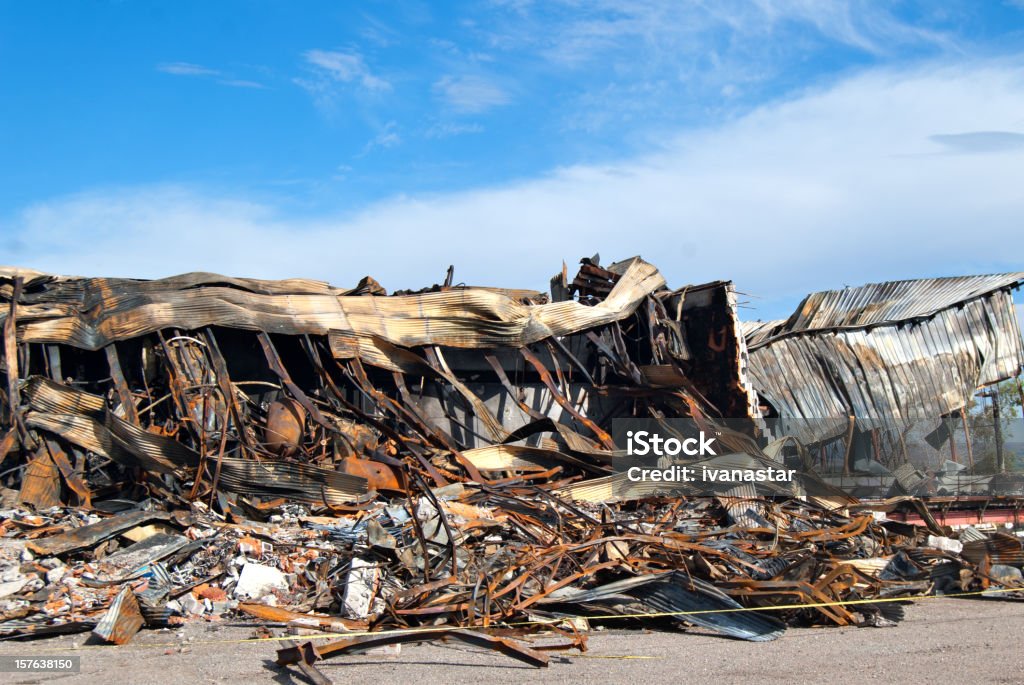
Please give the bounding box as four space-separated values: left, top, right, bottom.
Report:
233 562 288 599
179 593 204 616
343 557 379 619
926 535 963 554
0 577 28 599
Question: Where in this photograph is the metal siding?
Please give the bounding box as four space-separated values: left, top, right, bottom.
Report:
746 275 1024 443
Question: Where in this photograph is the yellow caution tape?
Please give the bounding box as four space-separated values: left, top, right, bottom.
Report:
573 651 659 655
8 585 1022 652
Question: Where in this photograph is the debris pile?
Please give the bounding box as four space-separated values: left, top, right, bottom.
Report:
0 258 1021 676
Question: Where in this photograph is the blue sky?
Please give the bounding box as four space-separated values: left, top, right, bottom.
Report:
1 1 1023 321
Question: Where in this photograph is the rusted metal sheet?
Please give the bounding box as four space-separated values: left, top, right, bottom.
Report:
264 398 306 455
17 445 61 509
237 603 366 631
91 585 145 645
277 639 334 685
25 509 171 556
961 533 1024 567
278 628 553 669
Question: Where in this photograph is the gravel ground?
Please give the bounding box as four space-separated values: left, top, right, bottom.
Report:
0 596 1021 685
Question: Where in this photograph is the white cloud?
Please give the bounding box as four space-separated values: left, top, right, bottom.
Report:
1 188 278 279
4 62 1024 319
217 78 266 89
157 62 220 77
433 75 511 113
301 49 392 93
425 122 486 139
157 63 266 88
360 122 402 154
359 14 400 48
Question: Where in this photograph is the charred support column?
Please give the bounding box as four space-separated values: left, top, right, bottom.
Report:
949 417 959 464
992 390 1004 474
842 415 855 476
960 407 975 475
980 388 1005 473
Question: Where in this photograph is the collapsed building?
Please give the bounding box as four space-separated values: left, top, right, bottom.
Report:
0 257 1021 677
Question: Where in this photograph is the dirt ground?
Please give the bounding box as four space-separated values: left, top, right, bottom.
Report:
0 596 1021 685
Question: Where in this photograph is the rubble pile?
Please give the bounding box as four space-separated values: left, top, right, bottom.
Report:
0 257 1021 677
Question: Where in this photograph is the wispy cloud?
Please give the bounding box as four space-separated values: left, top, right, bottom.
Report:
156 62 265 88
747 0 956 55
425 122 485 138
301 49 392 93
217 78 266 89
433 75 510 113
507 0 957 67
359 14 400 48
295 49 393 114
6 62 1024 319
157 62 220 77
462 0 963 135
360 121 402 155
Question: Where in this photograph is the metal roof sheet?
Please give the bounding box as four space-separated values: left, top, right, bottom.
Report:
744 274 1024 443
764 272 1024 343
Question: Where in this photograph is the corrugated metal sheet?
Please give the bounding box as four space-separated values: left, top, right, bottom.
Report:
0 259 665 351
958 526 990 543
536 572 787 641
629 574 787 642
718 484 770 528
213 456 368 505
745 274 1024 443
91 585 144 645
770 273 1024 335
961 533 1024 566
741 319 785 348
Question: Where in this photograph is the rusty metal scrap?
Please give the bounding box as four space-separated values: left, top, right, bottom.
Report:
0 257 1021 673
91 584 144 645
277 628 557 670
24 510 173 556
